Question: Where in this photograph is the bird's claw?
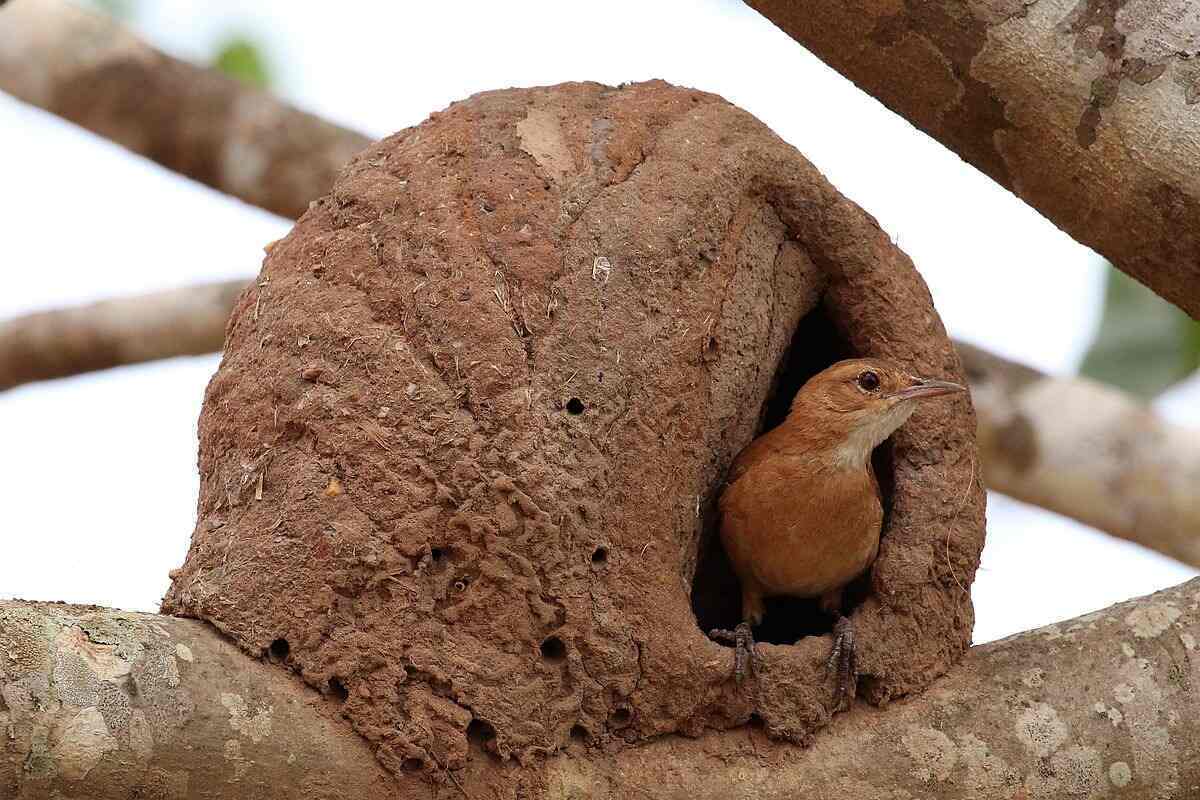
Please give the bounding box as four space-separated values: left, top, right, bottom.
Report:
825 615 856 711
709 621 758 684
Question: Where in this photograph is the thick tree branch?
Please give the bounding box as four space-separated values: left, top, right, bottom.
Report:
0 602 395 799
0 0 370 219
0 280 246 391
745 0 1200 319
960 342 1200 567
5 580 1200 798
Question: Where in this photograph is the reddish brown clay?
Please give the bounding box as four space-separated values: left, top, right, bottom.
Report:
163 80 984 773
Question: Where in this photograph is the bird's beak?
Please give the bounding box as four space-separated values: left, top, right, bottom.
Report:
889 377 966 402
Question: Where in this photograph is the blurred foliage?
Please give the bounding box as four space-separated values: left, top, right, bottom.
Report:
88 0 135 19
1080 264 1200 398
212 37 272 89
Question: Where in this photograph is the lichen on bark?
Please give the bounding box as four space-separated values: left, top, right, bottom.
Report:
747 0 1200 318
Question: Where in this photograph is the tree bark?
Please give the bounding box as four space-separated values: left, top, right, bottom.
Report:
5 580 1200 798
0 280 246 391
0 0 369 220
960 342 1200 567
745 0 1200 319
0 602 395 799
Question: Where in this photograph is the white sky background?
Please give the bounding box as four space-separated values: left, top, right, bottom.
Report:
0 0 1195 642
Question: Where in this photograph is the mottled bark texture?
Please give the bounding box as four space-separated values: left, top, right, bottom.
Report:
159 80 984 774
0 0 368 219
0 280 246 391
960 342 1200 567
0 602 394 800
8 581 1200 798
746 0 1200 319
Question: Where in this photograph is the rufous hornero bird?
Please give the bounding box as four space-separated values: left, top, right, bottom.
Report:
711 358 964 708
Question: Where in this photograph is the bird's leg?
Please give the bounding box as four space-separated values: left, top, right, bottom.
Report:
825 615 856 711
818 588 856 709
710 585 763 684
709 621 758 684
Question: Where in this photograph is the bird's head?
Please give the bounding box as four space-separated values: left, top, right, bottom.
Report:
790 358 965 467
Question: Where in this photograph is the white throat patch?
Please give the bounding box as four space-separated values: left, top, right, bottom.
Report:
831 401 916 468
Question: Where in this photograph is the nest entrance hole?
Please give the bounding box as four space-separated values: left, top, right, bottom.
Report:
689 304 893 646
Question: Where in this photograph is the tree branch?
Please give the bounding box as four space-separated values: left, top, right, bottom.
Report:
0 601 395 799
745 0 1200 319
0 280 246 391
0 0 369 219
5 579 1199 798
959 342 1200 567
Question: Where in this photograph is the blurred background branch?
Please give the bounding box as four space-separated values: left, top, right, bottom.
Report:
960 343 1200 568
0 0 367 219
0 281 245 391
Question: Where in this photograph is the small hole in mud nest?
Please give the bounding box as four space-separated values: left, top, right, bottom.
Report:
690 305 881 646
540 636 567 662
467 718 496 747
570 724 589 742
565 397 585 415
328 677 350 702
590 546 608 564
401 757 424 772
610 707 633 727
430 546 448 562
268 638 290 662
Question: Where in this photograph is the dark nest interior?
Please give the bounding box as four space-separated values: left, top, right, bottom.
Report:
690 303 895 646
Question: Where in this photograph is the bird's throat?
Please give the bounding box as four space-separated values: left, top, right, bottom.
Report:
829 402 915 468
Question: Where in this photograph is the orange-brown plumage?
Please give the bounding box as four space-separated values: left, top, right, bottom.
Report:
714 358 963 695
720 429 882 623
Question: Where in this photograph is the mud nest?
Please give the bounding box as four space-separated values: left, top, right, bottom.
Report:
163 80 985 773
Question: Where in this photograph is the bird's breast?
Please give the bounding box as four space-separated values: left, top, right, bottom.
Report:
718 458 883 598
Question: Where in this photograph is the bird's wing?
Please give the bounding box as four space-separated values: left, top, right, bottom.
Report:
724 426 790 486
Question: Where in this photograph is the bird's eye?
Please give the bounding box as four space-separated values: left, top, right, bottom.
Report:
857 370 880 392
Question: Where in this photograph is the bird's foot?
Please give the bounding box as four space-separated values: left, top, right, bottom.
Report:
709 621 758 684
825 615 856 711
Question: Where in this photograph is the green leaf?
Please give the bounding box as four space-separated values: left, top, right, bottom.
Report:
87 0 136 19
212 37 272 89
1080 264 1200 398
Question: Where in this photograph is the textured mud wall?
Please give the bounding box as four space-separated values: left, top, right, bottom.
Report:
162 81 984 773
